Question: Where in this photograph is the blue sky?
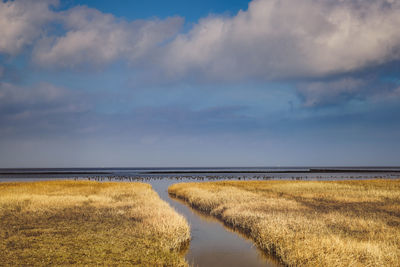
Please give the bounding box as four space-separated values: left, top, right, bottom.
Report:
1 0 400 167
63 0 250 21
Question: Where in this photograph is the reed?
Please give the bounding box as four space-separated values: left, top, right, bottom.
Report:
0 180 190 266
169 179 400 266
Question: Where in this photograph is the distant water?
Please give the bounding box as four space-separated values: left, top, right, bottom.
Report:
0 167 399 181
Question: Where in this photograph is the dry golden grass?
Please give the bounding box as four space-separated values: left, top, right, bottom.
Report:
169 179 400 267
0 180 190 266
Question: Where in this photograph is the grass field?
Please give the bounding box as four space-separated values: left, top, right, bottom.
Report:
0 180 190 266
169 179 400 266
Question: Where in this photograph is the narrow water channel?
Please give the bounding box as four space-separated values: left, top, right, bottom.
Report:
148 178 280 267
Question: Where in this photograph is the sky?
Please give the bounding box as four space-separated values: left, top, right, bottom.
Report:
0 0 400 168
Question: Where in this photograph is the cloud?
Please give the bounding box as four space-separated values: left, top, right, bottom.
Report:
0 0 58 55
33 6 183 68
3 0 400 81
160 0 400 81
0 0 183 67
2 0 400 109
297 78 366 107
0 81 87 123
296 75 400 107
370 85 400 103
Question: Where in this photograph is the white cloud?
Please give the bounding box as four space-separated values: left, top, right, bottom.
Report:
0 1 183 67
2 0 400 83
161 0 400 81
0 0 58 55
33 6 183 67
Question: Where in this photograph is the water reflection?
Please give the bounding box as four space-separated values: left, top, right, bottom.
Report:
148 178 279 267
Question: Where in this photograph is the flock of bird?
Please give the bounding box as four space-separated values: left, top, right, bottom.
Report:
71 174 398 182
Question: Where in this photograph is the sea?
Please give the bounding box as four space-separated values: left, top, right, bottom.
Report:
1 167 399 182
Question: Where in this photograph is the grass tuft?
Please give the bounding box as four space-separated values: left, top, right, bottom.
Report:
169 179 400 267
0 180 190 266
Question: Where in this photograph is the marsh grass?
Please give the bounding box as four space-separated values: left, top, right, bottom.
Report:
169 179 400 266
0 180 190 266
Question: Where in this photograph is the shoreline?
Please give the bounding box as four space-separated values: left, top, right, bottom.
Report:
1 168 400 175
